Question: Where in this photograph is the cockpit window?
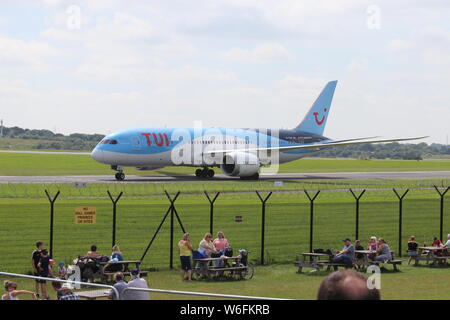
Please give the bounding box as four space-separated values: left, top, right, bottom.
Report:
100 139 118 145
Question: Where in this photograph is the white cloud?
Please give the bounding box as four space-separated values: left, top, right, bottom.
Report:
386 39 413 52
221 42 292 63
0 34 59 71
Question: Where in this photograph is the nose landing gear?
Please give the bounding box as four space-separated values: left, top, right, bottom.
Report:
115 172 125 181
195 167 215 179
112 165 125 181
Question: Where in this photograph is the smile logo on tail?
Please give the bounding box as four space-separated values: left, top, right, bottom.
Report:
313 108 327 125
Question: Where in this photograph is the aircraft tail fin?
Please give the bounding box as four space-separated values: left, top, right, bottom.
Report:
294 80 337 136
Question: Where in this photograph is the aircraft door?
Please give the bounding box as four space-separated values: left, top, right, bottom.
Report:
131 134 143 151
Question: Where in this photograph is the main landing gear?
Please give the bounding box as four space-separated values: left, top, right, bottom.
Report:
195 167 215 179
112 165 125 181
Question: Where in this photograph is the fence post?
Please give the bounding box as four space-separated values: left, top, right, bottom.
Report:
393 188 409 257
256 191 272 265
434 186 450 242
349 189 366 241
107 191 123 247
204 191 220 235
304 190 320 253
45 190 60 259
164 191 183 269
140 191 184 266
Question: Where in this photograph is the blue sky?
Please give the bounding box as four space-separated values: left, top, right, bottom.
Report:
0 0 449 144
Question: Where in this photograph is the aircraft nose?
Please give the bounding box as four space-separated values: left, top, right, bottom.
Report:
91 148 104 163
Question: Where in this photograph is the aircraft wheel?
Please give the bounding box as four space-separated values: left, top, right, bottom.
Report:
195 169 203 177
207 169 215 178
115 172 125 181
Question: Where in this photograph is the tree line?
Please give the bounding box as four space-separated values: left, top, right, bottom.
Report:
1 126 449 158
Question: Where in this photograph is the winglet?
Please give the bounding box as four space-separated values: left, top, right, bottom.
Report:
294 80 337 136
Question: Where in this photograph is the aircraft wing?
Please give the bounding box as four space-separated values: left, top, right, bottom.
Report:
203 136 429 154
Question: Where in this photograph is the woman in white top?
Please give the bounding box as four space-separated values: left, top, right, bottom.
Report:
2 281 37 300
198 233 217 257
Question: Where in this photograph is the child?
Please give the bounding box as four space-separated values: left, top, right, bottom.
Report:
354 240 365 269
367 236 377 260
407 236 418 265
58 262 67 279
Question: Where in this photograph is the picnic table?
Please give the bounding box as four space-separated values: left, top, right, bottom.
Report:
76 289 111 300
192 256 253 280
415 247 450 266
294 250 402 273
354 250 402 271
294 252 333 273
99 260 147 278
99 260 147 280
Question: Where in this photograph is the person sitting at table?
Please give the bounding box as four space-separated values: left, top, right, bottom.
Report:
199 233 217 257
432 237 444 256
440 234 450 256
367 236 377 260
104 245 125 281
354 240 365 269
86 244 101 258
407 235 418 264
331 238 355 270
375 238 392 262
213 231 230 267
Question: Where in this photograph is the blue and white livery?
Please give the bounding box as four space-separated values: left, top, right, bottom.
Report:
91 81 426 180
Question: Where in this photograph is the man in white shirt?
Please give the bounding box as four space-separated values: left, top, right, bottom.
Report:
123 269 150 300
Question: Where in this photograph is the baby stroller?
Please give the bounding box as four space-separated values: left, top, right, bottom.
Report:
71 255 109 283
232 249 254 280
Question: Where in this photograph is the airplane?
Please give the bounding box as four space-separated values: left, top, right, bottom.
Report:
90 80 427 181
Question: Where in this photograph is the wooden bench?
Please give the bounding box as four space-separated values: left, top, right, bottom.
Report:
103 271 148 277
368 259 402 271
322 262 351 271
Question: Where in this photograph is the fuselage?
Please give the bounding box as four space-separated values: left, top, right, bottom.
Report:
91 127 331 168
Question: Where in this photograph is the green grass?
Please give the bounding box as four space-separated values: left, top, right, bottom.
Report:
0 186 449 300
0 151 450 176
1 153 450 300
3 263 450 300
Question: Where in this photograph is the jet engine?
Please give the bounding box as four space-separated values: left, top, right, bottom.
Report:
220 152 260 178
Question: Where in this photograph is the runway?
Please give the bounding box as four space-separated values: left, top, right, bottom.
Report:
1 171 450 183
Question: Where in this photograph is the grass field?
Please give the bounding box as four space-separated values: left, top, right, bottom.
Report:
1 153 450 300
0 152 450 176
0 183 449 299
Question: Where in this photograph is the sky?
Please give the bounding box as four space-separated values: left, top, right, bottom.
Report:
0 0 449 144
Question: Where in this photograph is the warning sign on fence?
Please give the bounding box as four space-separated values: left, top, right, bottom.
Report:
75 207 96 224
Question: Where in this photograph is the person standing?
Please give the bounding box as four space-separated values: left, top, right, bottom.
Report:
178 233 193 281
37 249 53 300
31 241 44 298
407 236 419 264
